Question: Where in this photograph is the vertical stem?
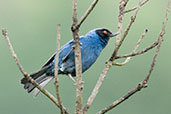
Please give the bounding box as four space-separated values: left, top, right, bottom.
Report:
111 0 129 61
116 0 129 45
54 24 65 114
72 0 83 114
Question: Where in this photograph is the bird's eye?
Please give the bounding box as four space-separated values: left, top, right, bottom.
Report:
103 30 108 35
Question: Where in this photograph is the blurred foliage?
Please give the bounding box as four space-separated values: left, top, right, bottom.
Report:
0 0 171 114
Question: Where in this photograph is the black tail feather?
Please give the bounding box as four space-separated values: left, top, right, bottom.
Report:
20 65 52 93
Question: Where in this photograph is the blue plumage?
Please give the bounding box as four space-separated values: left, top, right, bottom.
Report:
21 28 118 95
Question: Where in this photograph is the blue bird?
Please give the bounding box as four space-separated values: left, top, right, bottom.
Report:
21 28 118 96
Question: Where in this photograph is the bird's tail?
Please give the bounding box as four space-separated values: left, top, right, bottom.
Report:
20 65 53 96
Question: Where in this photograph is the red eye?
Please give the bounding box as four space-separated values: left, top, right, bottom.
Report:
103 30 107 35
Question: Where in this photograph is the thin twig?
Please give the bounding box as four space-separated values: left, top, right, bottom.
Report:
115 40 158 59
54 24 65 114
97 0 171 113
2 29 69 114
72 0 83 114
132 29 148 52
2 30 25 75
124 0 149 14
75 0 99 29
113 29 148 66
115 0 129 47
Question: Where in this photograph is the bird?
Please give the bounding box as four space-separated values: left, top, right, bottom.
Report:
21 28 119 96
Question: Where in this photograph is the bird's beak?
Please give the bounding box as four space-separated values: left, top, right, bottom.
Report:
109 32 119 37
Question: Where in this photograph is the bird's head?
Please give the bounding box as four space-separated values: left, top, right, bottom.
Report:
93 28 119 48
84 28 118 48
96 28 119 39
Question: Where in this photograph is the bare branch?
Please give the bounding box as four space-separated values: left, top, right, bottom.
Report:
97 81 147 114
115 0 129 47
113 29 148 66
110 0 141 61
144 0 171 82
83 1 131 113
54 24 65 114
97 0 171 113
83 62 113 114
124 0 149 14
75 0 99 29
2 29 25 75
132 29 148 52
72 0 83 114
2 29 69 114
115 40 158 59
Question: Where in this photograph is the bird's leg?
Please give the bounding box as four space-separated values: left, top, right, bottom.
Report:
68 74 84 90
67 74 76 82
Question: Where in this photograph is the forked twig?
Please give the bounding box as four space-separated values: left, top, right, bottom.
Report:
124 0 149 14
113 29 148 66
144 0 171 82
2 29 69 114
97 0 171 113
110 0 141 61
83 0 141 113
115 40 159 59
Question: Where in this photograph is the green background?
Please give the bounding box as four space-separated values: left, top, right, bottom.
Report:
0 0 171 114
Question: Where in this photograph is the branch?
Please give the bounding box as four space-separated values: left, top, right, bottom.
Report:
2 29 69 114
83 0 131 113
113 29 148 66
115 0 129 47
144 0 171 82
72 0 83 114
124 0 149 14
75 0 99 29
110 0 141 61
54 24 65 114
97 81 147 114
115 40 159 59
97 0 171 113
71 0 100 113
83 62 112 114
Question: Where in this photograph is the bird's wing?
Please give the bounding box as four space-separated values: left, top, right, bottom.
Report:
41 39 75 68
62 48 73 62
41 36 85 69
42 53 56 68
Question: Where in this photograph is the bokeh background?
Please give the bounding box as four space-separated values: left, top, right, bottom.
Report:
0 0 171 114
